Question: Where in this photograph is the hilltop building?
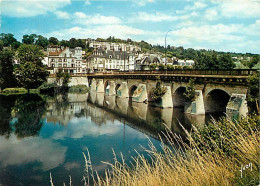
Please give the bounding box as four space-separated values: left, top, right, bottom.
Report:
86 49 135 72
87 39 141 52
47 45 85 74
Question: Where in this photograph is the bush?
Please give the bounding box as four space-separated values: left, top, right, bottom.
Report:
183 65 193 70
2 88 27 94
69 85 90 93
151 82 167 102
166 64 175 70
158 64 166 70
174 65 183 70
38 83 56 94
149 63 158 71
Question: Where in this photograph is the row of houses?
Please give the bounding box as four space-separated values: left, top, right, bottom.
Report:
46 45 194 74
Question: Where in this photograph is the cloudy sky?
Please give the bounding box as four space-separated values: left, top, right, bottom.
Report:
1 0 260 53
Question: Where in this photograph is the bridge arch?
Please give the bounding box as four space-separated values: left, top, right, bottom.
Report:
115 84 121 94
173 87 186 108
129 85 138 98
205 89 231 113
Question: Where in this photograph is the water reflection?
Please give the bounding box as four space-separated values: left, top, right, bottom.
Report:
0 93 214 186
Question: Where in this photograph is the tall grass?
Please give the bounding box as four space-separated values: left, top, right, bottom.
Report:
52 115 259 186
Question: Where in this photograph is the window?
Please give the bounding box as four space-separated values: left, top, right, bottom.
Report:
64 59 67 62
109 55 112 59
59 59 62 62
52 58 55 62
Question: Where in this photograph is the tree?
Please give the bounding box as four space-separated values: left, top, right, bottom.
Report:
248 55 260 69
218 54 235 69
0 33 17 47
151 82 167 102
36 35 48 49
60 39 69 47
22 34 37 44
247 73 259 113
184 79 195 102
16 44 48 92
0 49 17 89
69 38 77 48
49 37 59 45
10 41 21 49
0 40 3 51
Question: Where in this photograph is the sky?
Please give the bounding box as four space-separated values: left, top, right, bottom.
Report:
1 0 260 54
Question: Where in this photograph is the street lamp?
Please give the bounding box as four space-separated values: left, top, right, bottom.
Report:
165 30 172 64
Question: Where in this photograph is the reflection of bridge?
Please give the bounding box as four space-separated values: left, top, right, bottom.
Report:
87 70 257 117
48 70 257 117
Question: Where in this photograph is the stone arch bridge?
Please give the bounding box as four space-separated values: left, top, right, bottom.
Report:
49 70 257 117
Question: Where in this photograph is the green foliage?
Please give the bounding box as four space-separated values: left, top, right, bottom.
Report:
247 73 259 113
38 82 57 94
0 40 3 51
158 63 166 70
16 44 48 92
13 94 46 138
55 70 71 88
183 65 193 70
191 114 259 156
184 79 195 101
174 65 183 70
151 82 167 102
248 55 260 69
22 34 37 44
0 49 17 89
195 52 235 70
2 88 27 94
149 63 157 71
35 35 48 49
69 85 90 93
0 33 17 47
48 37 59 45
166 64 174 70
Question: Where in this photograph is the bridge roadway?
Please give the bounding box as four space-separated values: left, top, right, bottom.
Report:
48 69 258 117
74 69 256 85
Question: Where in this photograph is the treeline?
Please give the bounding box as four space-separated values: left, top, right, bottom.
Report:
98 36 259 69
0 33 89 50
1 33 259 70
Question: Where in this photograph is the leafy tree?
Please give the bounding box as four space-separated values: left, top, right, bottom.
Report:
158 63 166 70
184 79 195 102
0 33 17 47
49 37 59 45
151 82 167 102
150 63 157 71
10 41 21 49
247 73 259 113
69 38 77 48
60 39 69 47
16 44 48 92
218 53 235 69
0 40 3 51
36 35 48 49
248 55 260 69
0 49 17 88
166 64 175 70
76 39 86 49
22 34 37 44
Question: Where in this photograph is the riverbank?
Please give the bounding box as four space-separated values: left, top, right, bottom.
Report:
79 115 259 186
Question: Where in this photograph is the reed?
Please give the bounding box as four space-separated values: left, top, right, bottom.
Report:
52 115 259 186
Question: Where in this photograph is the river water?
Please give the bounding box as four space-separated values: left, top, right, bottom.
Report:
0 93 220 185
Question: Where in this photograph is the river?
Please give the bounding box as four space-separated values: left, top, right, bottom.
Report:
0 93 221 185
